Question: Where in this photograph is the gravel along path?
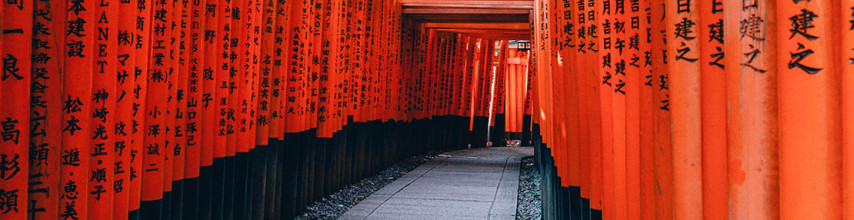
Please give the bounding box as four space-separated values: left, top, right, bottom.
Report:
516 156 542 220
296 154 437 220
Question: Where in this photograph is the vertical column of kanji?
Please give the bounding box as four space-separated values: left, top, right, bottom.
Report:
0 0 31 217
210 0 231 215
28 0 64 218
283 0 302 135
843 0 854 218
268 0 288 217
316 0 334 139
129 0 151 214
196 0 217 217
539 0 553 159
665 0 702 216
578 0 601 216
456 35 467 119
253 0 274 216
448 34 458 119
255 0 274 150
248 0 261 152
334 0 345 132
213 0 230 163
723 0 779 218
563 0 583 205
225 0 240 197
464 36 474 131
60 0 95 218
246 0 263 216
778 0 843 217
161 0 178 203
233 0 247 157
450 34 458 119
350 0 363 123
171 0 191 215
271 0 288 143
697 0 726 218
235 0 250 154
636 0 655 219
623 0 641 217
572 0 591 213
548 0 566 188
113 0 137 218
377 0 386 122
183 0 204 217
142 0 170 212
595 0 615 217
563 0 583 214
89 0 118 217
610 0 629 216
651 0 673 217
426 31 437 121
365 0 376 123
223 0 242 215
308 0 322 132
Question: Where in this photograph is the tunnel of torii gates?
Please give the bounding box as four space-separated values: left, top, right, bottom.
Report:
0 0 853 219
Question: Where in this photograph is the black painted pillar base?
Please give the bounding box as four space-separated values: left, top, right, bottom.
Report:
521 114 532 146
491 114 506 147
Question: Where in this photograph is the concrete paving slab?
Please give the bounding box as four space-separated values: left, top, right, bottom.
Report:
340 147 534 220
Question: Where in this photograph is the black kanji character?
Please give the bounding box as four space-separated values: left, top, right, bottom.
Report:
2 54 23 81
708 19 723 43
0 118 20 144
709 46 724 69
677 0 690 13
62 149 81 166
68 0 87 15
740 13 765 40
789 9 818 40
788 43 822 74
63 96 84 114
0 154 21 180
92 124 108 140
674 17 696 40
67 18 87 37
67 40 86 57
0 189 19 214
675 42 697 63
60 201 78 220
742 44 767 73
63 116 82 135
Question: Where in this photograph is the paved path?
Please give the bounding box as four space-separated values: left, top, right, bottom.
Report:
340 147 534 220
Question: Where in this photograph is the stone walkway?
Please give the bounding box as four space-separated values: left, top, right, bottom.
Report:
340 147 534 220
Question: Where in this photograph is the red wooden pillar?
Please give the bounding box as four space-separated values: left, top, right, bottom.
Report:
0 0 32 218
595 0 615 217
29 0 65 218
129 0 152 213
843 0 854 218
637 0 656 219
777 0 843 218
113 0 138 218
650 0 673 217
723 0 780 219
60 0 96 219
89 0 119 217
142 0 172 206
665 0 703 217
698 0 728 218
